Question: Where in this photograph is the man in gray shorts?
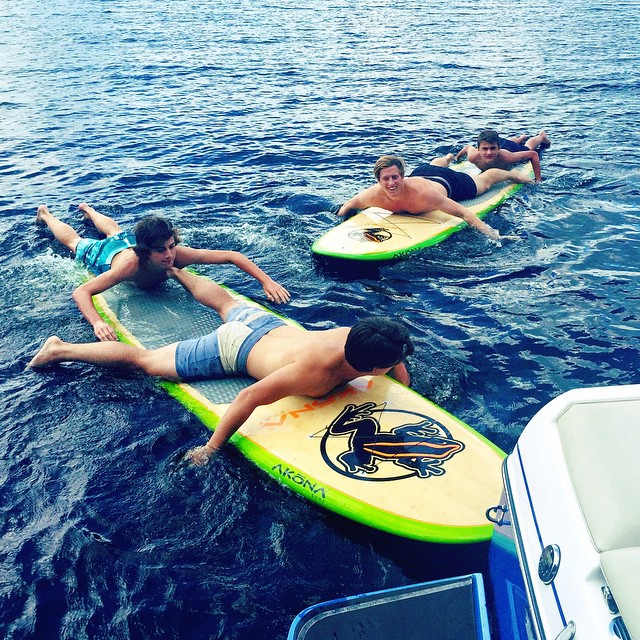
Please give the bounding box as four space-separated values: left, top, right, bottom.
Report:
174 304 287 380
29 267 414 466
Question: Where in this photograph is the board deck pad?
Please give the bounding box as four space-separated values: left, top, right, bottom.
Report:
312 161 534 261
96 276 505 543
100 281 264 403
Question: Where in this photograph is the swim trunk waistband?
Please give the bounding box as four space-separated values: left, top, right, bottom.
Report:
408 164 477 202
220 305 287 374
173 304 287 381
75 231 136 275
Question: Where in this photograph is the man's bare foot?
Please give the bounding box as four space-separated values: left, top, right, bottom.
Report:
512 134 527 144
35 204 49 226
538 130 551 148
27 336 64 368
78 202 97 219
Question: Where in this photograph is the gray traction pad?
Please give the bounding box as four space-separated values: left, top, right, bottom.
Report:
100 280 256 404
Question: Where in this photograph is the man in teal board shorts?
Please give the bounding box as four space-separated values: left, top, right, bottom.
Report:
36 203 291 341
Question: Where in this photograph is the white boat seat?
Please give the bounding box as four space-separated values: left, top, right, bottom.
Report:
600 547 640 640
557 399 640 552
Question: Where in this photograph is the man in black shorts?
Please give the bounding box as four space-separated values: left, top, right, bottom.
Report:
337 155 532 241
408 162 479 201
455 129 551 182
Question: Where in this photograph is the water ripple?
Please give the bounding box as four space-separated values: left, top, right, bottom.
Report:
1 0 640 638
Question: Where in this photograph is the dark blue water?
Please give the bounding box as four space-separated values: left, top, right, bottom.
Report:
1 1 639 638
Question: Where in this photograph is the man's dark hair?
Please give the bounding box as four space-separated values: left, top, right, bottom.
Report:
344 317 414 372
134 216 181 261
477 129 501 147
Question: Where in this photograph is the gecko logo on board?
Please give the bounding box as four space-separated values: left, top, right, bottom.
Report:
320 402 464 481
348 228 392 243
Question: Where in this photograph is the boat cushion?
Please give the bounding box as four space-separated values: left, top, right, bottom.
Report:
557 399 640 552
600 547 640 640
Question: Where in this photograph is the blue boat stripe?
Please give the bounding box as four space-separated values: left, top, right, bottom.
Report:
516 443 568 628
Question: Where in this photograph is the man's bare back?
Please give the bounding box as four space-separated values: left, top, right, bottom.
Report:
246 325 353 397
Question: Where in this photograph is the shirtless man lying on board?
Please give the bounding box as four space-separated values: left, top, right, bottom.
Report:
337 154 532 241
37 203 290 341
456 129 551 182
29 267 413 466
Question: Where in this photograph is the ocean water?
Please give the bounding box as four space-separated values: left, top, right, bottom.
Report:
1 0 639 638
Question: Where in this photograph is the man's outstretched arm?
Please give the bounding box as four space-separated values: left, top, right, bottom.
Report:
500 149 541 182
434 195 502 241
187 362 319 465
336 187 374 217
175 247 290 303
72 255 140 342
455 145 476 162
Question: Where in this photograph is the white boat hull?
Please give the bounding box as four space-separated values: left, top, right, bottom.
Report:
503 385 640 640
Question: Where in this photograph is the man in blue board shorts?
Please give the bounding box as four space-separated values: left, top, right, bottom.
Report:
455 129 551 182
28 267 414 467
173 304 287 380
36 203 291 341
337 155 532 241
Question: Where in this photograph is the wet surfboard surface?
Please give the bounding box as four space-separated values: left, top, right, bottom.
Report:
95 274 505 543
312 161 533 261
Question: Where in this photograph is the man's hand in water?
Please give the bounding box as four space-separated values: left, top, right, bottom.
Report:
186 444 216 466
93 319 118 341
262 278 291 304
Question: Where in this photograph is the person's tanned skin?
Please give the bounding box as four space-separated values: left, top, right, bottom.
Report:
28 268 412 466
337 156 530 240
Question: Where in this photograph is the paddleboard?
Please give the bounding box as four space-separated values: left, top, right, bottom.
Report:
92 273 505 543
312 161 534 261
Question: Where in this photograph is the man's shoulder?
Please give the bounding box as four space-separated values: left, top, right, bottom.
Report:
363 183 383 196
353 183 386 208
465 147 481 160
109 248 140 274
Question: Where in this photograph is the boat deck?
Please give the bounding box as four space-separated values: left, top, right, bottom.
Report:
506 385 640 639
